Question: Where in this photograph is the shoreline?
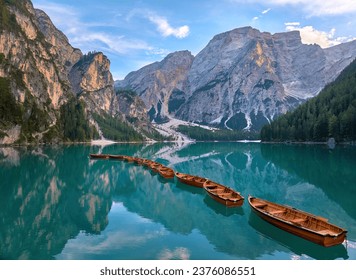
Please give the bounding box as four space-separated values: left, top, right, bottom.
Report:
1 139 356 148
260 141 356 146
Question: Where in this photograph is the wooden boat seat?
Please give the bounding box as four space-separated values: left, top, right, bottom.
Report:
269 209 286 215
291 218 307 225
254 203 267 209
317 229 336 235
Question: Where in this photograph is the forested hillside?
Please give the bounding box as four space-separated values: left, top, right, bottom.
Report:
260 59 356 142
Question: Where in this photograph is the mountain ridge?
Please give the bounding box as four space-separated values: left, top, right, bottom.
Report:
1 1 355 143
0 0 156 144
260 58 356 142
118 26 356 131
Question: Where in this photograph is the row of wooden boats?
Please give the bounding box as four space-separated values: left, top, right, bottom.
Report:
90 153 175 179
174 172 245 207
89 153 347 247
90 153 244 206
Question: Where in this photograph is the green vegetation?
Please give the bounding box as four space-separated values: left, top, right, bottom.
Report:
0 77 23 127
0 76 55 143
1 0 16 29
93 113 144 142
21 95 50 139
0 53 5 64
176 125 260 141
116 89 137 103
168 89 186 114
254 79 274 90
261 59 356 142
60 99 98 142
0 0 25 33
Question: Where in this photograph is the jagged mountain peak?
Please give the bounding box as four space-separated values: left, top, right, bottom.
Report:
119 27 356 131
118 50 194 121
0 0 155 144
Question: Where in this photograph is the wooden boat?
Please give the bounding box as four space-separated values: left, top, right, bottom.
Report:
248 196 347 247
203 180 244 207
175 172 208 188
157 166 175 179
148 162 164 172
141 159 154 167
89 154 109 159
108 154 125 160
132 157 143 165
122 155 135 162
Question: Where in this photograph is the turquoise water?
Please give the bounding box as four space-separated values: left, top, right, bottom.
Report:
0 142 355 260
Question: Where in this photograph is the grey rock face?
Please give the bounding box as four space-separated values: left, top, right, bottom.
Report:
119 26 356 130
34 9 82 75
118 50 194 122
0 0 152 143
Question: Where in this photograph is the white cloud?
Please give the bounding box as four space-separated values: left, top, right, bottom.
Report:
147 14 190 39
285 23 356 48
71 33 151 55
32 2 158 56
230 0 356 16
158 247 191 260
126 9 190 39
285 22 300 26
262 8 271 14
146 48 170 56
271 0 356 16
252 7 271 21
34 1 79 34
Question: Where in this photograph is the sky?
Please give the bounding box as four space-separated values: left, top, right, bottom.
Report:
31 0 356 80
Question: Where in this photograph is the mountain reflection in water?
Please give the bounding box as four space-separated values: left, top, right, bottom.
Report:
0 142 355 260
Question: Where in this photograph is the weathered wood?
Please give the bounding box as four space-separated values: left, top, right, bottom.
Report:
203 180 244 207
248 196 347 247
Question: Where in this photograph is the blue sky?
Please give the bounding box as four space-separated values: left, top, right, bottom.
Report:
31 0 356 80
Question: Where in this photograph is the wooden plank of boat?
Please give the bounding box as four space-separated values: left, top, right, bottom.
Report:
248 195 348 247
203 180 244 207
149 162 164 172
108 154 125 160
175 172 208 188
157 166 175 179
132 157 143 165
141 159 153 167
123 155 135 162
89 154 109 159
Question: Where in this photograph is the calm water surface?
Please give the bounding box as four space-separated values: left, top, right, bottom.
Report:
0 142 355 260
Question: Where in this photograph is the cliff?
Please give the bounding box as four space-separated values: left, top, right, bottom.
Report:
0 0 153 144
118 27 356 131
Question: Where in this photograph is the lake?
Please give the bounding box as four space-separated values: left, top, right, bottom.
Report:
0 142 355 260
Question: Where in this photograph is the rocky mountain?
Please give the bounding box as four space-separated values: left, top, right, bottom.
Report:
117 50 194 123
2 0 355 144
260 58 356 142
0 0 152 144
118 26 356 131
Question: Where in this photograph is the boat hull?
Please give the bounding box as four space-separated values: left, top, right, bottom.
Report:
132 157 143 165
141 159 154 167
175 172 207 188
108 155 125 160
158 167 175 179
205 191 244 207
149 162 163 172
123 156 135 162
90 154 109 159
203 181 244 207
248 196 347 247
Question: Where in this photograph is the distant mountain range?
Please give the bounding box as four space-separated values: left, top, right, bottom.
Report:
1 0 356 144
117 27 356 131
261 58 356 142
